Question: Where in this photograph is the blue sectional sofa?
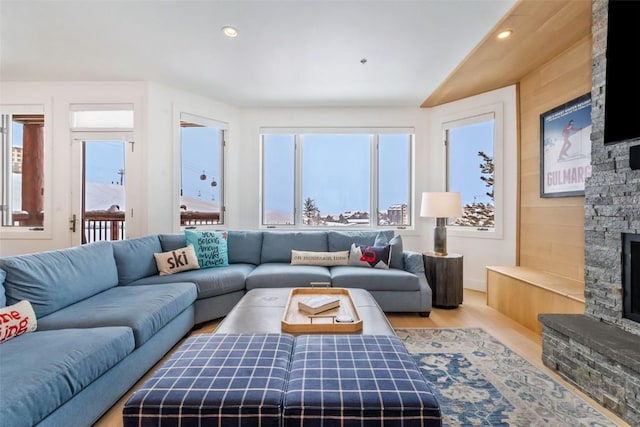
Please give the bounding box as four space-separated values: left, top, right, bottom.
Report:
0 229 431 426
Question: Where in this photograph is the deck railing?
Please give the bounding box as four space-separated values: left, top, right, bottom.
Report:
82 211 220 243
83 211 125 243
180 211 221 227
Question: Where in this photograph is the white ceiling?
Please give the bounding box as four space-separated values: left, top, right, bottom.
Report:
0 0 516 107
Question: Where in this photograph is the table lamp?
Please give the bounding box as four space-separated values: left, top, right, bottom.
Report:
420 192 462 256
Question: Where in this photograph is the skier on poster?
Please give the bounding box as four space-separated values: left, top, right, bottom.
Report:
558 119 579 161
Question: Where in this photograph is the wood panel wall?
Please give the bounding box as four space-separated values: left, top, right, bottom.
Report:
518 35 592 282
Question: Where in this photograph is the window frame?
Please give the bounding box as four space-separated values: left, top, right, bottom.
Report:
260 127 414 230
69 103 134 131
444 103 504 240
0 103 53 239
176 111 227 229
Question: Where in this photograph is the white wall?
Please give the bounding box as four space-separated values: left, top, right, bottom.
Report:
144 82 239 234
236 107 431 252
429 86 518 291
1 81 517 293
0 81 146 256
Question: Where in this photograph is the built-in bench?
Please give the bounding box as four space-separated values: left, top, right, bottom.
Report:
486 266 585 334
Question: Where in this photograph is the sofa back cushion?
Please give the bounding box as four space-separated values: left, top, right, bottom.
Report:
112 235 162 285
327 230 393 252
0 241 118 317
159 233 187 252
261 231 328 263
228 230 263 264
0 269 6 307
160 231 263 265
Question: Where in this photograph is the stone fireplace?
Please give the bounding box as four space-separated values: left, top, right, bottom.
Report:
623 233 640 324
538 2 640 426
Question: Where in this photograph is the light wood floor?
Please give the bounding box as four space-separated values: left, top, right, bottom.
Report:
95 290 628 426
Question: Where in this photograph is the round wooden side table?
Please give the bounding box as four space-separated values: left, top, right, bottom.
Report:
423 252 463 308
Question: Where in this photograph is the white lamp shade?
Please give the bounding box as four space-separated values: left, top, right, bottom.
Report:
420 192 462 218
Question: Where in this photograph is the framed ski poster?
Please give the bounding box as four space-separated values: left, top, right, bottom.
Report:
540 93 592 197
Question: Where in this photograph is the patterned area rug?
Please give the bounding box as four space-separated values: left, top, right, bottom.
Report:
395 328 617 427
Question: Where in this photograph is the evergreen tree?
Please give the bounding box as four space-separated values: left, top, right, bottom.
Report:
478 151 494 200
303 197 319 225
455 151 495 227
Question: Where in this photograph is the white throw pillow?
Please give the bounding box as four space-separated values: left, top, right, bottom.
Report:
0 300 37 344
291 250 349 266
154 244 200 276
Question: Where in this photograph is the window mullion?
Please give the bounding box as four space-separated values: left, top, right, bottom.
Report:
220 129 226 222
294 135 302 226
261 129 413 230
1 114 12 226
371 134 379 227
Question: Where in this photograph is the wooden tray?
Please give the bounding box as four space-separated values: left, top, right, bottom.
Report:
281 288 363 333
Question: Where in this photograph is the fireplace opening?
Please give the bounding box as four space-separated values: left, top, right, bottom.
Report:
623 233 640 323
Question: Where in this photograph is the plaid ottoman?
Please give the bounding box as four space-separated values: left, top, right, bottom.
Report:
123 333 293 427
283 335 442 427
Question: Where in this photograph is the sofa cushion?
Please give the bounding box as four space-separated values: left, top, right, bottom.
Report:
348 243 391 269
158 233 187 252
327 230 393 252
128 264 252 299
112 235 162 285
228 230 263 265
0 300 37 343
36 283 197 347
0 241 118 317
246 264 331 289
291 250 349 266
0 327 134 427
375 233 404 270
261 231 328 263
185 230 229 269
161 231 263 265
123 333 293 427
330 265 420 292
0 269 6 307
154 244 200 275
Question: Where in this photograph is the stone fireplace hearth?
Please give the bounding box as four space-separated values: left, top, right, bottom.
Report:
538 2 640 426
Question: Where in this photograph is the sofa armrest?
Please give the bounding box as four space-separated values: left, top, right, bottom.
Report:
402 251 424 275
402 251 432 316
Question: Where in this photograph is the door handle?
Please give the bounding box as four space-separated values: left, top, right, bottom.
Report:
69 214 77 232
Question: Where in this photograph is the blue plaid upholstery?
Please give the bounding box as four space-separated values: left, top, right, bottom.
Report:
123 333 294 427
283 335 442 427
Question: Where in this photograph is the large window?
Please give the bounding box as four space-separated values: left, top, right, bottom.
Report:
180 113 225 227
445 112 496 230
261 129 413 228
1 108 46 229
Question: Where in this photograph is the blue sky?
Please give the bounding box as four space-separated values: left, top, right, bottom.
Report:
82 127 222 206
448 121 494 205
14 120 492 214
263 133 411 215
85 141 125 185
180 127 221 203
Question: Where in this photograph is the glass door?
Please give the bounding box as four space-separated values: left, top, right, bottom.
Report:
71 134 130 245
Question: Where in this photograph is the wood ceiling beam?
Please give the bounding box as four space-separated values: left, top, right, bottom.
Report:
421 0 591 108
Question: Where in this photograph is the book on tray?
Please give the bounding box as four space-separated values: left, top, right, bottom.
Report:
298 295 340 314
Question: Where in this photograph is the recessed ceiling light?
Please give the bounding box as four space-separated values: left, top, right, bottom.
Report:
497 29 513 40
222 26 238 38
